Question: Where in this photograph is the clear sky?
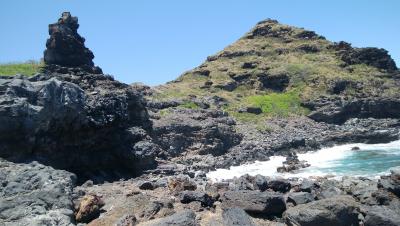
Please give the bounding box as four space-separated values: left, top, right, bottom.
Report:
1 0 399 85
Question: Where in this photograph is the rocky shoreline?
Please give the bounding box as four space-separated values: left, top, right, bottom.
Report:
1 12 400 226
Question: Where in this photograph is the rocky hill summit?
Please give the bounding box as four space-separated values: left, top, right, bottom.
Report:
1 14 400 226
152 19 400 124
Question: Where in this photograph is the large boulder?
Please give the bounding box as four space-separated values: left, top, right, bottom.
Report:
0 158 76 226
283 195 360 226
363 205 400 226
222 208 256 226
221 190 286 216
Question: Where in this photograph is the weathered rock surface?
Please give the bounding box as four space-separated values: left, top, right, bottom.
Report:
153 108 241 157
362 205 400 226
287 192 314 205
221 190 286 216
306 97 400 124
336 42 398 72
378 166 400 197
222 208 256 226
0 13 160 181
44 12 101 73
140 210 197 226
0 158 76 226
283 195 360 226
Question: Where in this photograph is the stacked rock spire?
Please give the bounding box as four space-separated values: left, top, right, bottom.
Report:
44 12 101 72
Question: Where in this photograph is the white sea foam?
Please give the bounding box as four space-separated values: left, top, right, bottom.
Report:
207 140 400 181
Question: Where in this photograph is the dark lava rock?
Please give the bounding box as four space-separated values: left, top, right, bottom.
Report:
306 97 400 124
363 205 400 226
221 190 286 216
253 174 269 191
0 13 160 181
179 191 214 207
44 12 101 73
317 186 345 200
222 208 256 226
328 79 361 95
287 192 314 205
247 19 293 39
378 167 400 197
242 62 258 69
283 195 360 226
300 179 318 193
214 81 237 91
267 179 291 193
0 158 76 226
145 210 197 226
246 107 263 115
139 181 156 190
153 109 241 157
340 46 398 72
228 174 257 191
257 73 289 92
277 152 310 173
228 72 252 82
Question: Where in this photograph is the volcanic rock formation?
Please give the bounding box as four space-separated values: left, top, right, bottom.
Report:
44 12 102 73
0 12 159 181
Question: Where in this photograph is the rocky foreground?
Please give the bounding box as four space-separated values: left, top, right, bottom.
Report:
1 12 400 226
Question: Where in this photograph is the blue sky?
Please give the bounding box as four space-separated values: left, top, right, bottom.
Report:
1 1 399 85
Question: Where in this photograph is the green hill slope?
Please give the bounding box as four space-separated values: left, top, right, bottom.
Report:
151 19 399 123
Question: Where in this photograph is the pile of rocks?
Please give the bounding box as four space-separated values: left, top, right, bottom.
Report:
277 152 310 173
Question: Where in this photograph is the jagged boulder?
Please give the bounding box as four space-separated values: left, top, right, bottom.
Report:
44 12 101 73
283 196 360 226
221 190 286 216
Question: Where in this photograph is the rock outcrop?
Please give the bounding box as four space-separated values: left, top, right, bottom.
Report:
306 97 400 124
283 195 361 226
0 159 76 226
333 41 398 72
0 13 160 182
44 12 102 73
152 108 241 157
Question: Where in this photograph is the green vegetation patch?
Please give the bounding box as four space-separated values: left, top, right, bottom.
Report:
245 90 309 117
0 61 43 76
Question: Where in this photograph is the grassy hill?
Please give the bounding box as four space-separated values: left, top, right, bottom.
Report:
151 19 399 123
0 61 43 76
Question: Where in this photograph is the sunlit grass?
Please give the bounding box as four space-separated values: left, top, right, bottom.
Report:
0 61 43 76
